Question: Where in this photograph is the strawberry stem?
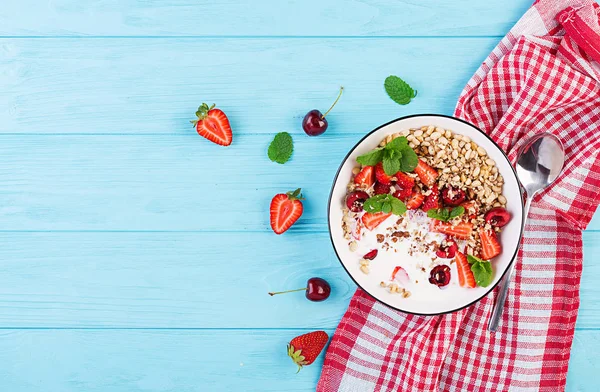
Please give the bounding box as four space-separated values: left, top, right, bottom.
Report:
268 288 307 296
321 86 344 119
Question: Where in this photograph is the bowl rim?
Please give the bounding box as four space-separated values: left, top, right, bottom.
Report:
327 114 525 316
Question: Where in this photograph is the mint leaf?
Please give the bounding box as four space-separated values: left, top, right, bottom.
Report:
267 132 293 164
357 148 384 166
384 75 417 105
428 207 464 222
449 206 465 219
385 136 409 151
469 258 493 287
382 153 401 175
390 197 407 215
427 208 450 221
398 145 419 172
363 194 407 216
467 254 486 264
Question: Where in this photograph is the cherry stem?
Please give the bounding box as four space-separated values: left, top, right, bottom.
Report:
321 86 344 119
268 288 307 296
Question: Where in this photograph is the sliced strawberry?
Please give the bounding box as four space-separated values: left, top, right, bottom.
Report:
455 252 476 288
393 187 413 201
191 103 232 146
406 192 425 210
391 266 410 285
421 184 440 212
414 159 439 187
461 200 479 219
430 220 473 239
479 229 501 259
354 166 375 188
394 172 415 190
375 162 393 185
362 212 392 231
270 189 304 235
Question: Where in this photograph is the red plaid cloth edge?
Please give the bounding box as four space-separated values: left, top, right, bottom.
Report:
317 0 600 391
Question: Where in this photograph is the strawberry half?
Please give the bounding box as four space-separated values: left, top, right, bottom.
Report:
406 192 425 210
288 331 329 372
430 220 473 239
455 252 476 288
375 162 394 185
479 229 502 259
362 212 392 230
354 166 375 188
414 159 439 187
394 172 415 190
421 184 440 212
191 103 232 146
270 188 304 235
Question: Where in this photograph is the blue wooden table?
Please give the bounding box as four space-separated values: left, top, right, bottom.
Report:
1 1 599 391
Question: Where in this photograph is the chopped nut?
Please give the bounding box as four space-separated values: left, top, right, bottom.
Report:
352 167 361 175
486 158 496 167
359 259 370 266
414 129 424 137
360 265 369 274
477 146 487 156
380 281 387 287
349 241 358 252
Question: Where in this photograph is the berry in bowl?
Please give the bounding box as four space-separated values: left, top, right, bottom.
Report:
328 115 524 315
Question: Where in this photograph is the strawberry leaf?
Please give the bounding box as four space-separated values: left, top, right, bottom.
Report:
384 76 417 105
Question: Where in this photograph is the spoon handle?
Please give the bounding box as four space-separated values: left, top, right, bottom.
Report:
488 195 533 333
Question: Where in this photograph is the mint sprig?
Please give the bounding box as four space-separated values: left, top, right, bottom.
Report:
427 206 465 222
384 75 417 105
268 132 293 164
356 136 418 175
467 255 493 287
363 194 407 216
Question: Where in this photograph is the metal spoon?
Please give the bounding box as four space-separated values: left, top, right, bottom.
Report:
488 133 565 333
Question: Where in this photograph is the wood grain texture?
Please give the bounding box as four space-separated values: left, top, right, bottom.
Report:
0 328 595 392
0 38 495 135
0 231 598 329
0 0 530 37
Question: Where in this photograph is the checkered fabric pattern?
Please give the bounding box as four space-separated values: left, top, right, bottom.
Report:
317 1 600 390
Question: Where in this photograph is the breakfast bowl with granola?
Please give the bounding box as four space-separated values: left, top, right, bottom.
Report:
328 115 524 315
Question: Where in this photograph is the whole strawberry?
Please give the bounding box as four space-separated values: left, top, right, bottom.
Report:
191 103 232 146
270 188 304 234
288 331 329 372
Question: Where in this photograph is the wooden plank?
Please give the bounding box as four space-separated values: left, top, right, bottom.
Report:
0 134 358 231
1 134 597 231
0 38 496 135
0 0 531 37
0 231 598 328
0 232 353 328
0 328 595 391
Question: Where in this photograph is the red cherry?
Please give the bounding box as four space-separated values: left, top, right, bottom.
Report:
436 238 458 258
302 87 343 136
306 277 331 301
429 265 451 287
484 207 511 227
346 191 369 212
374 182 391 195
441 186 466 206
363 249 378 260
268 277 331 302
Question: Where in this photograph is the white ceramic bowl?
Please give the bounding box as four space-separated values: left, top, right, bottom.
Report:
328 115 524 315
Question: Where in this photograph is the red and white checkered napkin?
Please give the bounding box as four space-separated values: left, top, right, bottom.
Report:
317 1 600 390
